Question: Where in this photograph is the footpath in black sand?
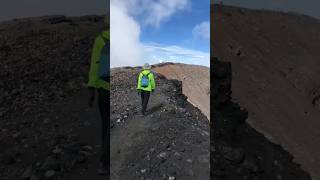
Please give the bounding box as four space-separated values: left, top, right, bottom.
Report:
211 57 311 180
110 67 210 180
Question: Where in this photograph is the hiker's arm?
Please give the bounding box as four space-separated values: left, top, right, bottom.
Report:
87 37 100 88
151 74 156 91
137 73 142 90
87 37 100 107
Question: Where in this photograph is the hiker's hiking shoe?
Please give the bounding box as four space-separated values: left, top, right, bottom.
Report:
97 163 108 176
142 110 148 116
97 168 108 175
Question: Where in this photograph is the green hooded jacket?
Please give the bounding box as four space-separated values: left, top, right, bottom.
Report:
137 70 156 92
87 30 110 90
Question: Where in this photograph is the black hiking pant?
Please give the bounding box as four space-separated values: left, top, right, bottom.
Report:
140 90 150 115
98 88 109 171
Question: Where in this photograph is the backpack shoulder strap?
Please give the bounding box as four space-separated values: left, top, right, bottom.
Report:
141 71 150 76
139 71 144 78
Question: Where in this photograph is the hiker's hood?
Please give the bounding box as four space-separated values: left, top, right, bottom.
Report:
141 69 151 75
102 30 110 40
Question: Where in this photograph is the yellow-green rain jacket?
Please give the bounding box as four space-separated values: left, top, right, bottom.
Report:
87 30 110 90
137 70 156 92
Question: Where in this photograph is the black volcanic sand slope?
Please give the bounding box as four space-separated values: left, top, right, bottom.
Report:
211 57 311 180
110 68 210 180
0 16 109 180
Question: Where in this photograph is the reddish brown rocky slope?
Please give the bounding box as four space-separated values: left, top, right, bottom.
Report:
153 63 210 120
212 4 320 179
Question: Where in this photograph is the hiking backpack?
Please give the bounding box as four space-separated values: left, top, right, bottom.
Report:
98 35 110 81
141 72 150 88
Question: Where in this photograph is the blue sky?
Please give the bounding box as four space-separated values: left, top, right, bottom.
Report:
138 0 210 52
110 0 210 67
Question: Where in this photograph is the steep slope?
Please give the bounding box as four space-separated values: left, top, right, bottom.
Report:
110 67 210 180
212 5 320 179
152 63 210 120
0 15 108 180
211 57 311 180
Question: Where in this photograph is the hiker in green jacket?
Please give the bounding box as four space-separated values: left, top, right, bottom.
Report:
87 20 110 175
137 63 156 115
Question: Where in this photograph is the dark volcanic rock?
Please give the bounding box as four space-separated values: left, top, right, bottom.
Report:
0 15 104 120
0 15 105 180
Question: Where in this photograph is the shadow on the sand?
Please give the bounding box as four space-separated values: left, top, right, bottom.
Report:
147 103 163 115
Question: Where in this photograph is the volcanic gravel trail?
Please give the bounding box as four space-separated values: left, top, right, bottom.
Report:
110 68 210 180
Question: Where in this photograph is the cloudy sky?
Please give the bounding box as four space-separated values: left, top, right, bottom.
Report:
110 0 210 67
213 0 320 20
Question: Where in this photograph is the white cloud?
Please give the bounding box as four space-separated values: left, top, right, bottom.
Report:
143 0 190 28
113 0 190 28
192 21 210 40
110 1 143 67
143 43 210 67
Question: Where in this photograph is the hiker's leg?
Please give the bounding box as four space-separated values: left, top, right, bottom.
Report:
98 88 109 171
142 91 150 114
141 91 146 114
140 91 144 111
105 90 110 171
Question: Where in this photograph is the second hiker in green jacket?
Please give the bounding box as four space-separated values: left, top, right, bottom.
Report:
87 21 109 175
137 63 155 115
